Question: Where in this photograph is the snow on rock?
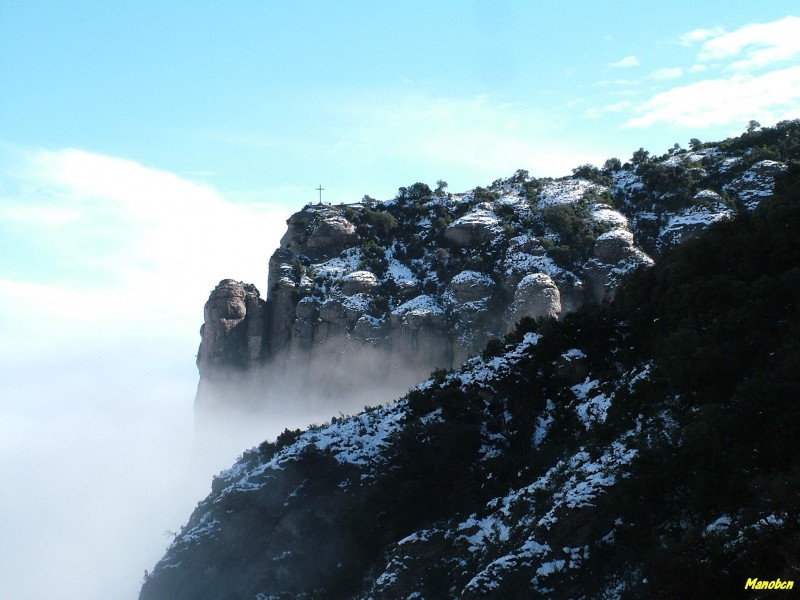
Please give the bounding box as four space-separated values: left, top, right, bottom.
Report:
503 249 566 281
592 228 635 264
692 189 723 204
313 247 361 279
539 179 605 207
704 515 733 535
444 207 503 247
612 169 642 195
724 159 788 209
338 270 378 295
385 258 416 285
533 400 556 448
572 378 612 430
454 331 541 388
506 273 562 330
658 204 734 249
212 403 408 501
392 294 444 317
591 204 629 228
446 270 496 306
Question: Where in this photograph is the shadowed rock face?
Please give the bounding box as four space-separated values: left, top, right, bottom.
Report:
443 207 502 247
197 279 266 373
194 280 266 421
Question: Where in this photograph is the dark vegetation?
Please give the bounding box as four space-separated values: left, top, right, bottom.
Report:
376 163 800 597
142 126 800 599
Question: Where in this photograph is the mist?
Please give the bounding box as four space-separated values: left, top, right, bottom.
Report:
0 143 442 600
0 146 293 599
1 335 198 599
192 339 433 474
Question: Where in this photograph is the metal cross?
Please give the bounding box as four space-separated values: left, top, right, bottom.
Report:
316 185 325 204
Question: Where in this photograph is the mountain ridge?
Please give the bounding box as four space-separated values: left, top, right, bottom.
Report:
194 121 798 434
144 121 800 598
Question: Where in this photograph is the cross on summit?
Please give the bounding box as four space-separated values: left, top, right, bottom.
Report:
316 185 325 205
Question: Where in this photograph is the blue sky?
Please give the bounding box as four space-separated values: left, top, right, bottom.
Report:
3 1 800 203
1 2 799 599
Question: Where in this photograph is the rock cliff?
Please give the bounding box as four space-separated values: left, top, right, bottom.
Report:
143 150 800 598
195 122 797 430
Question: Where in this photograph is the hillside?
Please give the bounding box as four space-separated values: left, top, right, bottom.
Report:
143 122 800 598
194 121 798 435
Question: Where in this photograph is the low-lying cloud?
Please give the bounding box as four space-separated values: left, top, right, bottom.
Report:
0 144 291 599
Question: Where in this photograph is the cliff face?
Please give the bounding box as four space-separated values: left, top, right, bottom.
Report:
194 124 793 427
142 154 800 599
195 184 650 427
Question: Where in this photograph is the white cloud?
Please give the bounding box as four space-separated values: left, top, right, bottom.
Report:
624 66 800 128
609 55 640 68
679 26 725 46
649 67 683 80
0 147 292 599
619 17 800 130
4 147 289 299
697 16 800 71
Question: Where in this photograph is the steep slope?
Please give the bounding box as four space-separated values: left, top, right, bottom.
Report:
195 121 800 430
142 159 800 598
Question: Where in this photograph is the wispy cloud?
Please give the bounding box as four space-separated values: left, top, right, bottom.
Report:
625 66 800 128
623 17 800 130
2 147 288 300
679 26 725 46
584 101 635 119
609 55 639 68
696 16 800 72
649 67 683 80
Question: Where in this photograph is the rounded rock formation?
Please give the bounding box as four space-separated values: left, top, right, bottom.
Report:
505 273 562 332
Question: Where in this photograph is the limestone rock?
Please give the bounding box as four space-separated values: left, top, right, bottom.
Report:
390 295 452 376
196 279 266 373
505 273 561 332
444 208 502 247
281 208 358 262
592 229 636 264
194 280 267 421
658 204 733 250
319 296 367 331
446 270 495 304
338 270 379 295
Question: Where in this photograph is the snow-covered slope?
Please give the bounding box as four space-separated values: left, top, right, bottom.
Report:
143 121 800 599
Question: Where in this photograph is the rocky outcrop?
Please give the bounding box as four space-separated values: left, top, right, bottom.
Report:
194 122 797 425
150 121 800 600
724 159 788 209
280 209 358 261
505 273 561 331
195 196 650 423
196 279 266 375
585 228 654 302
443 206 502 247
194 280 266 421
147 177 800 596
657 204 734 250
